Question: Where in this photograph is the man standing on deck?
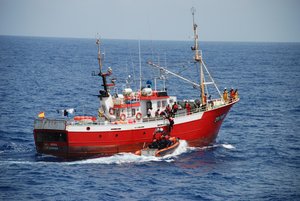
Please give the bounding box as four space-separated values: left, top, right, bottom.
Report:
223 88 228 103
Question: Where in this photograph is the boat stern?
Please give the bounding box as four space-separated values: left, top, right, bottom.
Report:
33 119 69 157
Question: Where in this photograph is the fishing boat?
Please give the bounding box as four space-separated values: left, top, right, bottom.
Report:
33 8 239 159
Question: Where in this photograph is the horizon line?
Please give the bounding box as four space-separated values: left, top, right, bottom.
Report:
1 34 300 44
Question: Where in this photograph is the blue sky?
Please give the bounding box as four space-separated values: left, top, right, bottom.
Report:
0 0 299 42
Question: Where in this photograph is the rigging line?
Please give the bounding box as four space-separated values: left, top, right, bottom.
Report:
128 44 137 91
201 60 222 98
176 64 191 75
125 57 129 80
167 60 197 76
148 61 200 89
203 70 209 98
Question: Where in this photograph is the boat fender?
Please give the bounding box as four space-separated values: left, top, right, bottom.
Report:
135 150 141 155
109 108 114 115
120 114 126 121
136 112 142 120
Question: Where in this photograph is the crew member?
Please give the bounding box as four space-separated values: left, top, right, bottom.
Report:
223 88 228 103
165 104 171 115
230 88 234 102
203 93 207 109
147 108 152 118
168 117 174 132
185 101 191 115
172 102 178 115
234 89 239 100
155 109 160 117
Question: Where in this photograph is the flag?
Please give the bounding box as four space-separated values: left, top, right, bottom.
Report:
38 112 45 118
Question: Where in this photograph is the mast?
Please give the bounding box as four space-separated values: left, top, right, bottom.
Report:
138 40 142 91
96 37 111 97
191 7 205 105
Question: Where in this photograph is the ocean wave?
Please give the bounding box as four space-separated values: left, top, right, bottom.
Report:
68 140 191 165
190 143 236 151
0 141 236 166
0 140 192 165
0 141 33 153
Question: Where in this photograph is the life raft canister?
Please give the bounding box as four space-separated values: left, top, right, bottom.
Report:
74 116 97 122
120 114 126 121
136 112 142 120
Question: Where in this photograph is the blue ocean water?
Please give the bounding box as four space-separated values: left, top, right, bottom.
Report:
0 36 299 200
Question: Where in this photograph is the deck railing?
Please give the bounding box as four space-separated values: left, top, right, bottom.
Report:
35 99 231 128
34 119 67 130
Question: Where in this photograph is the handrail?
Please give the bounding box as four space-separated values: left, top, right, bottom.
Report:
53 98 232 127
34 119 67 130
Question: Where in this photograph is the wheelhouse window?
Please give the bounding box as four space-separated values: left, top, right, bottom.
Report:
157 101 161 108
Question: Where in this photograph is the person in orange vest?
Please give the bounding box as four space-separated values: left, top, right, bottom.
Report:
223 88 228 103
185 101 191 115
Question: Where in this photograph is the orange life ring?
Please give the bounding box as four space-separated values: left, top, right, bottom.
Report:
136 112 142 120
120 114 126 121
109 108 114 115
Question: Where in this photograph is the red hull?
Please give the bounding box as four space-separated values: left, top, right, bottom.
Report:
34 101 236 159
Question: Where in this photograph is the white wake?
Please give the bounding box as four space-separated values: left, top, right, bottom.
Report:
68 140 191 165
1 141 235 165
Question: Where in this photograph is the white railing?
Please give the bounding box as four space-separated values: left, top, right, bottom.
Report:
48 99 231 127
34 119 67 130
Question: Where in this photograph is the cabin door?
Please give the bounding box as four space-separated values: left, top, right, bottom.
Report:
146 101 152 110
